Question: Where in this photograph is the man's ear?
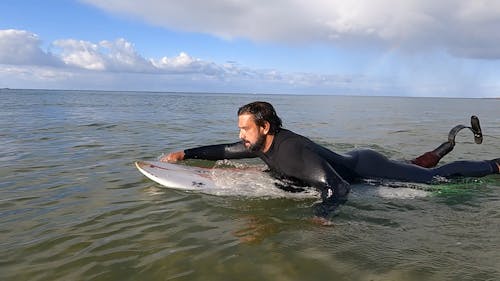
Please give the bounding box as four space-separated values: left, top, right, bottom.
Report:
262 121 271 134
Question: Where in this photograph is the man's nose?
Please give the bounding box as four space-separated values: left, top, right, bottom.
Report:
239 130 244 139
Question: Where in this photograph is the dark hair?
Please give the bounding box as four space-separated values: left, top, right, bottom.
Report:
237 101 282 134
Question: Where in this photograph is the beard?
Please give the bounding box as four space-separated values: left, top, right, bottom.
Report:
244 133 266 152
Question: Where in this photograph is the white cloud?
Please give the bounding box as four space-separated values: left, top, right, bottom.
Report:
151 52 229 76
99 38 155 72
53 39 106 70
0 29 60 65
81 0 500 59
0 30 372 94
0 29 347 92
153 52 197 69
0 29 229 76
52 38 155 72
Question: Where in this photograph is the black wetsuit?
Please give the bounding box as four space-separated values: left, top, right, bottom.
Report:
184 129 499 218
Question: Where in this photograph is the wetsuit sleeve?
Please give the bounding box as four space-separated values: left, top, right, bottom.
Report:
184 141 258 161
279 142 350 218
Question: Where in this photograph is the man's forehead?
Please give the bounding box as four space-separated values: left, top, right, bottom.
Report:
238 114 255 126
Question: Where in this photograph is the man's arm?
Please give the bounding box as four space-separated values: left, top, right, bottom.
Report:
279 144 350 219
161 141 257 162
303 153 350 219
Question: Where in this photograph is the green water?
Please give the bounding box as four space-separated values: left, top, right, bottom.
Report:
1 89 499 280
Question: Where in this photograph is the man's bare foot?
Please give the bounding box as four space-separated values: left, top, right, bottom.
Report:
310 216 334 226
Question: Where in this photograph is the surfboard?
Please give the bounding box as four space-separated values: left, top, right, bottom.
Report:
136 160 478 199
135 160 322 198
135 160 218 190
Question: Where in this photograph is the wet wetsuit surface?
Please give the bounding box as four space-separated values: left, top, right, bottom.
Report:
184 129 498 217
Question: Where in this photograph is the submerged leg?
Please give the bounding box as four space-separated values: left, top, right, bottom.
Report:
411 116 483 168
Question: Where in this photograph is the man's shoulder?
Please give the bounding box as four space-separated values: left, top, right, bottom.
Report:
275 129 312 149
276 128 305 139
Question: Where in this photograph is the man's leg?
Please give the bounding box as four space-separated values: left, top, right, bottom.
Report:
411 116 482 168
353 149 499 184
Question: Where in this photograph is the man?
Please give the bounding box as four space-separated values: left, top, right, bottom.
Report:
162 101 500 221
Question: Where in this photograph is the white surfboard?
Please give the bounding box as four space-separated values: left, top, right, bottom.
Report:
135 161 218 190
135 160 321 198
135 160 429 199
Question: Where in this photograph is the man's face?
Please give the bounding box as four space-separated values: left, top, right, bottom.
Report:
238 113 267 152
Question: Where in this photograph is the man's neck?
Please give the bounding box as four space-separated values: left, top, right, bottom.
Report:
262 134 275 153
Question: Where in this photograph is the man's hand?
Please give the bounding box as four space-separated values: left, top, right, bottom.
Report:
159 151 185 163
310 216 334 226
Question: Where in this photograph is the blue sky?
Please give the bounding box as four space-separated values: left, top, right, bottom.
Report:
1 0 500 97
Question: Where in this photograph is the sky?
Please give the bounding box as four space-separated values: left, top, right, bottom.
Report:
1 0 500 97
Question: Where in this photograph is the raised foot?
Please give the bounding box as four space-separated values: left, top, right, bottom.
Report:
471 115 482 144
447 115 483 144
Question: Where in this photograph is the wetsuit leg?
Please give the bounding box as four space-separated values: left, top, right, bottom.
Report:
432 160 498 178
350 149 497 183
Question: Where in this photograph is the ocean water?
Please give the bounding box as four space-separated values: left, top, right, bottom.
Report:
1 89 499 281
